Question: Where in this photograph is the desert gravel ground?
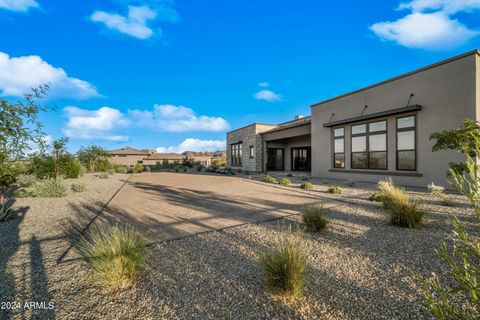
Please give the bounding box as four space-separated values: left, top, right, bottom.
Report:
0 171 475 319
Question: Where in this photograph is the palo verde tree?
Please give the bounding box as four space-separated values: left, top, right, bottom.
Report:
429 118 480 174
418 127 480 319
0 85 51 201
77 145 109 173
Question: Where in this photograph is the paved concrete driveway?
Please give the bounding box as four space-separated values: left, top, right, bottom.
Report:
96 173 339 242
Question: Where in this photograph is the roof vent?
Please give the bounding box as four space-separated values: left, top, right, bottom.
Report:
294 114 304 120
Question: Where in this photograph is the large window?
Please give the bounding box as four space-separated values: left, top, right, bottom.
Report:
333 127 345 168
249 146 254 158
396 115 416 171
351 120 387 170
230 142 242 166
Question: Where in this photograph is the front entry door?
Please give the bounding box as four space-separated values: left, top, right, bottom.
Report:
292 147 311 171
266 148 284 171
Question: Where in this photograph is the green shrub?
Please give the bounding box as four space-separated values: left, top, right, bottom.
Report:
279 178 291 186
36 179 69 198
300 182 313 190
63 158 85 179
71 183 88 193
98 172 109 179
155 161 162 171
378 179 423 228
114 165 128 174
143 165 151 172
0 202 15 222
264 175 278 184
107 169 115 175
196 165 203 172
260 227 307 298
73 225 148 287
95 158 113 172
302 205 329 232
134 163 143 174
326 186 342 194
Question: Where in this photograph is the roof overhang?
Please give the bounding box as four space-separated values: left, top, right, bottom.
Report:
323 105 422 127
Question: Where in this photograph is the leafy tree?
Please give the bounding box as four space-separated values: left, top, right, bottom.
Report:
182 155 194 168
51 137 69 179
0 85 51 201
211 158 226 170
429 118 480 174
77 146 109 173
418 129 480 319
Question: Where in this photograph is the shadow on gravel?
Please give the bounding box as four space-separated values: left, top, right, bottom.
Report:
0 202 28 320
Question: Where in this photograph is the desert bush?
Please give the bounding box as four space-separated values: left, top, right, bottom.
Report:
71 183 88 193
264 175 278 184
302 205 329 232
175 167 180 172
106 169 115 175
134 163 143 174
196 165 202 172
427 182 445 196
114 165 128 174
260 227 307 298
155 161 162 171
143 166 151 173
326 186 342 194
63 158 85 179
286 173 293 177
95 158 113 172
279 178 291 186
36 179 68 198
16 174 37 188
378 179 422 228
300 182 313 190
98 172 109 179
210 158 226 170
73 225 148 287
0 202 15 222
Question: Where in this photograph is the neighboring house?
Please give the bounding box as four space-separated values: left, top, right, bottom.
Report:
227 50 480 188
109 147 154 167
142 153 184 166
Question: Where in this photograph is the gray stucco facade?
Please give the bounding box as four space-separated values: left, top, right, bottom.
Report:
226 50 480 188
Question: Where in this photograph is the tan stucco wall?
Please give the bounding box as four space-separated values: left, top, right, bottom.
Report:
311 53 478 188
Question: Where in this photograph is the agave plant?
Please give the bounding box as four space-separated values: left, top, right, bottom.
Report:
0 202 15 222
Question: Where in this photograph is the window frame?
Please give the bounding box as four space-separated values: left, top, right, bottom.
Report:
350 119 388 170
230 142 243 167
395 114 417 171
332 127 345 169
249 145 254 159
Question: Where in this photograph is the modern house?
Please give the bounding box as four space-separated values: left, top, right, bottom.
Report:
109 147 155 167
227 50 480 188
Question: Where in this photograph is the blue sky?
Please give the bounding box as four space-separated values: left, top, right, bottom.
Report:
1 0 480 153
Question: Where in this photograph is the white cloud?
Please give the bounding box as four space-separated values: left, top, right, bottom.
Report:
0 52 100 99
370 12 478 50
370 0 480 50
398 0 480 14
254 89 282 102
91 6 157 40
258 82 269 87
156 138 225 153
129 104 230 132
63 106 129 141
0 0 38 12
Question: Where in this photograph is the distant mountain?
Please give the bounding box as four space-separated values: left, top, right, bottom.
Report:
181 150 226 157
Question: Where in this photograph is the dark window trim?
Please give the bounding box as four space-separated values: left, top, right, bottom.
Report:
332 127 345 169
396 114 417 171
350 119 388 170
230 142 243 167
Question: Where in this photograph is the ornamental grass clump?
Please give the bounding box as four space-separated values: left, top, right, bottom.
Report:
73 225 148 288
378 179 422 229
302 205 329 232
264 175 278 184
260 227 307 298
0 202 15 222
300 182 313 190
427 182 445 196
71 183 88 193
279 178 291 186
98 172 109 179
36 179 68 198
